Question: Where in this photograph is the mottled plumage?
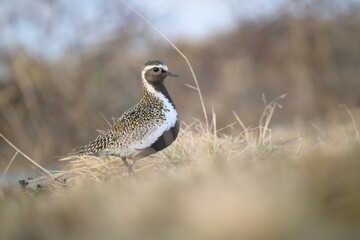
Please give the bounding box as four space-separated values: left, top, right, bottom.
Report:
73 60 180 172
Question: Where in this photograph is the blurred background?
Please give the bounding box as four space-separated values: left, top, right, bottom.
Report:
0 0 359 165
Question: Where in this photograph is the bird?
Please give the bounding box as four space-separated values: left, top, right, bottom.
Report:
73 60 180 175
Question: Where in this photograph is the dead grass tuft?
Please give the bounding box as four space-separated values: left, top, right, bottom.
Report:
1 94 360 240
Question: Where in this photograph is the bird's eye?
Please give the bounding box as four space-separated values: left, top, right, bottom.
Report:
153 67 159 72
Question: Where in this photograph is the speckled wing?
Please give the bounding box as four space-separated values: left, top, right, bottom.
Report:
72 77 179 159
72 102 165 157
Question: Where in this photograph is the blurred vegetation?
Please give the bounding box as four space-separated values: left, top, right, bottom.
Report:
1 1 360 239
0 0 359 165
1 119 360 240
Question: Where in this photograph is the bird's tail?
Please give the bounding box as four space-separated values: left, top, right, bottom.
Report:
71 137 109 156
70 145 90 156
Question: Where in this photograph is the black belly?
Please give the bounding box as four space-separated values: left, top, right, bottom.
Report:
133 120 180 160
150 120 180 151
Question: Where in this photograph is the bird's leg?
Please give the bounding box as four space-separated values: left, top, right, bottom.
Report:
121 157 134 176
129 159 137 176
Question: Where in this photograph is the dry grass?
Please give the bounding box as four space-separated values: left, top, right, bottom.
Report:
1 97 360 240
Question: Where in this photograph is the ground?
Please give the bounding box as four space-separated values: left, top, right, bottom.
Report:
1 103 360 240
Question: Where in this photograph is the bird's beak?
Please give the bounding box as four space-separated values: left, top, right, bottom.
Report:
167 71 179 78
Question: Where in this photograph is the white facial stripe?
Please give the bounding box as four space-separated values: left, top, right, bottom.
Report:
141 64 169 81
142 80 155 93
143 64 168 72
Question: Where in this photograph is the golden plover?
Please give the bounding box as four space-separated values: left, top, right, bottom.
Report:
73 60 180 174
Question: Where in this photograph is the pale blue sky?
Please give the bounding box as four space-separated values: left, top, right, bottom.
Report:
133 0 286 39
0 0 288 58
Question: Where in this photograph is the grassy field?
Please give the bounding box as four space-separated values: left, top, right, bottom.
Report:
1 102 360 240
